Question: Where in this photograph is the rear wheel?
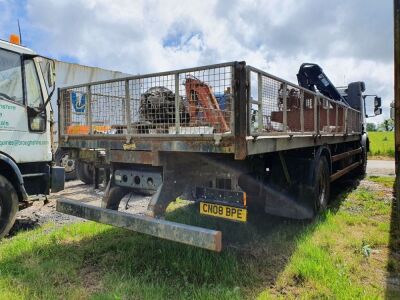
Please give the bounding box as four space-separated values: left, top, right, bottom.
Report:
76 161 94 185
0 175 19 238
313 156 330 214
55 149 77 181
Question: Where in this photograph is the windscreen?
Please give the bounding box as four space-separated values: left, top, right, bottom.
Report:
0 49 23 104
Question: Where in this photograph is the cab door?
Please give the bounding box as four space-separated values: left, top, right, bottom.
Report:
0 48 51 163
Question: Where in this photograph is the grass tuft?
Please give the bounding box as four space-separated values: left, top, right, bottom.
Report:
368 131 394 158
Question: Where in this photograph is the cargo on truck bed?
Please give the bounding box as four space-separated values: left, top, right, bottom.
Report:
57 61 381 251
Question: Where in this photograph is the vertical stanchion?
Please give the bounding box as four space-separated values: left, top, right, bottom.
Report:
175 73 180 134
314 95 318 135
86 85 92 135
326 98 330 133
258 73 263 132
282 83 287 132
300 90 304 133
335 103 338 134
125 80 132 135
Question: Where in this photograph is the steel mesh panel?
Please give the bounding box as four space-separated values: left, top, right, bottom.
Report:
62 87 90 135
91 81 125 134
177 66 232 134
249 70 315 134
61 64 233 136
60 63 362 138
285 83 302 132
248 68 361 135
131 74 176 134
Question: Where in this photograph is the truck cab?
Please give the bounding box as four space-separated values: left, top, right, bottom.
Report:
0 36 64 238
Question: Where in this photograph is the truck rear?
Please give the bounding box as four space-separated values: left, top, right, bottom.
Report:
57 61 381 251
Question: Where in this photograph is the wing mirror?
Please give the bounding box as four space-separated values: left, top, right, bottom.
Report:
374 107 382 116
374 96 381 108
363 94 383 118
373 96 382 116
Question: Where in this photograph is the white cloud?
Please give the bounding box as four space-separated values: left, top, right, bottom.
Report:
23 0 393 122
0 0 19 37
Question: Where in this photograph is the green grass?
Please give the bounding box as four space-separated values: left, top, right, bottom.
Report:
0 177 397 299
368 131 395 158
368 175 396 188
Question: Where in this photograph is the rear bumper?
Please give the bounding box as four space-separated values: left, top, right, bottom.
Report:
56 198 222 252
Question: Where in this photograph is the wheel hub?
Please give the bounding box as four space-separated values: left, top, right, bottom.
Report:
61 154 75 173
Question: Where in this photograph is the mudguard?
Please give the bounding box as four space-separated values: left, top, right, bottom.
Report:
361 133 369 152
0 153 28 200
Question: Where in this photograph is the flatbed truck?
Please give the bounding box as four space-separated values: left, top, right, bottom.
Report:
56 61 381 251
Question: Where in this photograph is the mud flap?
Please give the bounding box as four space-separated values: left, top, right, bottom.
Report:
51 166 65 193
238 171 314 219
263 185 314 219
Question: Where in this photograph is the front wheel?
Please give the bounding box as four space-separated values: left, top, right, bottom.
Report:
353 147 367 177
0 175 19 238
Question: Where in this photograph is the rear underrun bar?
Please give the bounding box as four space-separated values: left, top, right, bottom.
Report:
56 198 222 252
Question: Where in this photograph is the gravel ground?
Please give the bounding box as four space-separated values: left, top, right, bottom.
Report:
10 180 151 235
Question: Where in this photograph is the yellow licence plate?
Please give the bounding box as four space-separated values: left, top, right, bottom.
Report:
199 202 247 222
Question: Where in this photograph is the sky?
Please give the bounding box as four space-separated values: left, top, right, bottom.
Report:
0 0 394 123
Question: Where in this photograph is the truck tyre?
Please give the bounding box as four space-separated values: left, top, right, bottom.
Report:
102 183 129 210
76 161 94 185
353 147 367 177
313 156 330 213
55 149 77 181
0 175 19 238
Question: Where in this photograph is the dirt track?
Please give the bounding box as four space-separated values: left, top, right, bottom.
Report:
367 159 395 176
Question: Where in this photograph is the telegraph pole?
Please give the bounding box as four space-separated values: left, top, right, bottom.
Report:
395 0 400 197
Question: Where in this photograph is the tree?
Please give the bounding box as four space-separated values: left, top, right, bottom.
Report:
366 123 377 131
383 119 394 131
377 119 394 131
